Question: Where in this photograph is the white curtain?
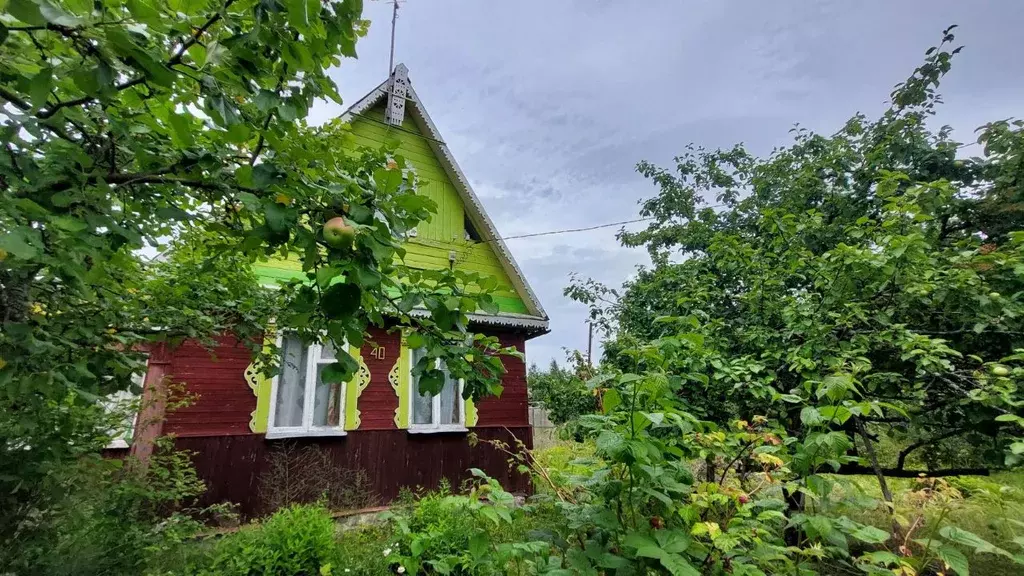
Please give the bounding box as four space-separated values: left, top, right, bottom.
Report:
275 335 307 427
411 347 433 424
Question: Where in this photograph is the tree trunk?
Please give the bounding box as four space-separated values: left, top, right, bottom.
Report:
855 417 903 541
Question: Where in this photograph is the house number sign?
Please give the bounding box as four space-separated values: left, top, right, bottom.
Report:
370 347 386 360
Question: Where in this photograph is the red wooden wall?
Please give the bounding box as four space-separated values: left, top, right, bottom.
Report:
145 326 532 516
162 328 529 436
163 335 255 437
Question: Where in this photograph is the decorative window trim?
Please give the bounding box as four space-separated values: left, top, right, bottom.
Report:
407 352 467 434
389 334 479 430
266 334 349 440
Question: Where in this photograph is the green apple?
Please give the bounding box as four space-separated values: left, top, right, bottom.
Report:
323 217 356 249
991 365 1010 377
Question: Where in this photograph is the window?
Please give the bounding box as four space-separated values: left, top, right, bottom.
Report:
268 335 347 439
409 347 466 432
464 215 482 242
104 368 145 449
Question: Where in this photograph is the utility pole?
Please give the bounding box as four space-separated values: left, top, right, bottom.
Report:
587 321 593 370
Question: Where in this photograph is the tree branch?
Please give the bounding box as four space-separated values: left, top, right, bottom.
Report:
250 70 287 166
35 0 236 120
896 430 961 470
42 170 257 194
855 417 900 539
0 86 32 111
835 464 989 478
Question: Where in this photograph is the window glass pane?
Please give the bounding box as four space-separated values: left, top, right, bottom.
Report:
275 335 307 427
104 389 139 444
439 364 460 425
411 347 433 425
313 364 342 427
320 340 337 360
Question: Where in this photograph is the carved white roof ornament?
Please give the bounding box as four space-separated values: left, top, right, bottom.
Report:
340 65 550 331
385 64 409 126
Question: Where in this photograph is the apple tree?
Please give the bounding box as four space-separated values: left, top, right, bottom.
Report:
0 0 511 537
570 28 1024 483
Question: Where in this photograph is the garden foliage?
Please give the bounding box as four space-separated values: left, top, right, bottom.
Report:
570 27 1024 477
0 0 513 556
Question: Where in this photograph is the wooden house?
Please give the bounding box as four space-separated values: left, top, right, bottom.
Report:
119 65 549 516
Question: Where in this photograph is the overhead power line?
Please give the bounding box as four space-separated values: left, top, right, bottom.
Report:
482 203 731 243
483 217 653 243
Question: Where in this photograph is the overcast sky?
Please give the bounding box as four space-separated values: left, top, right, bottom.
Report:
311 0 1024 368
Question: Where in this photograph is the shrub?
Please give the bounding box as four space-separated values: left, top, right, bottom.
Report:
1 442 209 576
386 473 552 575
258 443 379 514
198 504 338 576
527 358 598 426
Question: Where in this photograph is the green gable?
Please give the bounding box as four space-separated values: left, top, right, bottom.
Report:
253 93 537 318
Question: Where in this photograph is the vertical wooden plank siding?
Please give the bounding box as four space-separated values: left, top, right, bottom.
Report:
164 335 257 437
175 428 533 517
475 333 529 427
345 100 528 314
358 327 401 430
154 327 533 516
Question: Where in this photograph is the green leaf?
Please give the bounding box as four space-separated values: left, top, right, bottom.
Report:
405 331 424 350
0 227 42 259
937 544 970 576
654 529 690 554
321 283 361 320
586 373 616 390
374 167 404 194
168 113 195 148
410 536 425 557
29 68 52 109
800 406 823 426
38 0 83 26
287 0 310 30
255 89 281 113
126 0 161 24
321 352 358 383
602 388 622 414
595 430 624 456
51 215 87 233
468 531 488 559
643 412 665 426
105 28 174 87
850 525 890 544
8 0 46 25
252 163 282 189
596 552 630 569
623 532 657 551
264 202 294 233
818 405 852 425
940 526 1013 558
206 95 241 127
315 266 341 288
478 295 499 315
678 332 704 348
659 552 700 576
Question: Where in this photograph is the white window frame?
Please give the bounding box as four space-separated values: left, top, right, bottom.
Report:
408 353 467 434
266 334 348 439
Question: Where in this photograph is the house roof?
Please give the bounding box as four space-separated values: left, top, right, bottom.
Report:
340 65 549 332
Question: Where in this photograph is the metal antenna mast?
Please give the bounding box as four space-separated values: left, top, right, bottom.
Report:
387 0 399 77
